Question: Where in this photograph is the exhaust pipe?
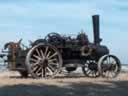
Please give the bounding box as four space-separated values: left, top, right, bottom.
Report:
92 15 102 45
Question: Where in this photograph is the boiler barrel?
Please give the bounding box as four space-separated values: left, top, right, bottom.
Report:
95 45 109 57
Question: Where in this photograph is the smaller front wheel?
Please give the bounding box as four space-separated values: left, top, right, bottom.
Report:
98 54 121 78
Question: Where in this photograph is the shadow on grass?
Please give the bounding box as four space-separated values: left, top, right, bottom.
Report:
0 80 128 96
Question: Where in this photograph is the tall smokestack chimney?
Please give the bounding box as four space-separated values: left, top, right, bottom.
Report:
92 15 102 45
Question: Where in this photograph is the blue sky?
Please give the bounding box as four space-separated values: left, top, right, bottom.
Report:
0 0 128 63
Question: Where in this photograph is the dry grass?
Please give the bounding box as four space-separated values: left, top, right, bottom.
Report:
0 71 128 96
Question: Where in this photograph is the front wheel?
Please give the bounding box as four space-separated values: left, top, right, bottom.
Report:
25 43 62 79
98 54 121 78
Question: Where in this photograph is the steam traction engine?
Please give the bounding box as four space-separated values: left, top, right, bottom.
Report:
0 15 121 78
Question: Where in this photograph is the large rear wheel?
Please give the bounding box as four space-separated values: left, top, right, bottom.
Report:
26 43 62 79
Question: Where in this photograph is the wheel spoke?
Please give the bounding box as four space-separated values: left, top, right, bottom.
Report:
40 50 45 58
42 67 46 77
33 54 41 59
114 65 118 72
91 71 94 76
35 66 42 74
30 58 37 62
32 65 39 73
107 56 110 65
46 67 54 75
37 72 42 76
45 46 49 56
106 71 110 77
48 64 56 71
93 71 96 77
111 60 116 64
48 62 59 66
86 70 91 75
110 71 114 78
89 71 92 76
48 58 57 63
36 49 41 57
32 62 40 66
48 52 58 59
46 51 51 58
109 57 111 64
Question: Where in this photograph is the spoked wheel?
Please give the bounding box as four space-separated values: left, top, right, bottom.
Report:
98 54 121 78
26 43 62 79
82 60 100 78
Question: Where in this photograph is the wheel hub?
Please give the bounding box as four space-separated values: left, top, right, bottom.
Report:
88 62 97 71
39 59 48 67
107 64 116 71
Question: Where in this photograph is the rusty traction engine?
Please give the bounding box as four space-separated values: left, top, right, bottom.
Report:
0 15 121 78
